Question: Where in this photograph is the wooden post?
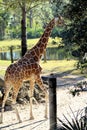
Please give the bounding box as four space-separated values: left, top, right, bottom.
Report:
10 46 14 63
49 77 57 130
85 107 87 127
44 50 47 62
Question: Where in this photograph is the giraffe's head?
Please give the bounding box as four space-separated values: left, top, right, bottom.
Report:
55 15 64 26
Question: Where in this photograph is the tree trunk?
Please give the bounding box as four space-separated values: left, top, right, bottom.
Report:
29 9 33 28
21 2 27 57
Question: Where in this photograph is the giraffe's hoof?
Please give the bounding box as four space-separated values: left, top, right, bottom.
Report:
44 115 48 119
30 116 34 120
19 120 22 123
0 119 3 124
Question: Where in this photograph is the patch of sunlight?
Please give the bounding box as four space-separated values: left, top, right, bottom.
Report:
40 60 77 74
0 70 5 77
0 59 81 77
0 60 11 67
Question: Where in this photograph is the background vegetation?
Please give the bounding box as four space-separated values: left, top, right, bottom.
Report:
0 0 86 73
0 0 64 40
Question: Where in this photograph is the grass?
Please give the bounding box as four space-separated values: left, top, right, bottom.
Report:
40 60 77 75
0 38 57 52
0 59 78 77
0 60 11 76
0 39 80 77
0 39 38 51
0 60 11 66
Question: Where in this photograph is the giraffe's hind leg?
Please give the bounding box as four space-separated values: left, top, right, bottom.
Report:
35 75 48 119
29 80 35 120
0 83 11 124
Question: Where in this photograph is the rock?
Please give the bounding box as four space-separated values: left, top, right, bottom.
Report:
0 91 3 98
0 77 5 104
17 82 47 104
17 85 29 99
0 77 5 87
17 98 25 104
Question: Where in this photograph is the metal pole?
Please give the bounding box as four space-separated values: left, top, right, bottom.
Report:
49 77 57 130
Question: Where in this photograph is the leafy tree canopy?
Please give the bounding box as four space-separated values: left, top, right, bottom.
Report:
62 0 87 56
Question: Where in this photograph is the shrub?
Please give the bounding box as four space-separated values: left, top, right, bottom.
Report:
58 107 87 130
27 28 43 38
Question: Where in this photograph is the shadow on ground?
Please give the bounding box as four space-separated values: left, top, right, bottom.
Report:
0 119 47 130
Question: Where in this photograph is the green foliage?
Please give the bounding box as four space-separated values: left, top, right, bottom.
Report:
50 0 66 16
51 27 60 38
62 0 87 46
70 81 87 96
51 37 63 45
0 0 65 40
0 5 10 40
27 27 43 38
61 0 87 73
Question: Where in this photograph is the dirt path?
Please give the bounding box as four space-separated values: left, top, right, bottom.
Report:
0 74 87 130
0 104 49 130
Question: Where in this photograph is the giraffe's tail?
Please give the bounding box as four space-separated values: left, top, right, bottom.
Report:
1 90 5 101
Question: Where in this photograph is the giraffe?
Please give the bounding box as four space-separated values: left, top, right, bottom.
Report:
0 16 64 123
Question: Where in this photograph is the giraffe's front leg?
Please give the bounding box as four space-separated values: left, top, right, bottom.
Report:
0 84 11 124
29 80 35 120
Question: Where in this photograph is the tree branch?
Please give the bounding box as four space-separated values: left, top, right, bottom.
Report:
17 0 23 9
26 2 48 12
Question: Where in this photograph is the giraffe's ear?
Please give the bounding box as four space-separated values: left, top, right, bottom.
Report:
58 14 60 17
58 15 62 20
56 15 64 26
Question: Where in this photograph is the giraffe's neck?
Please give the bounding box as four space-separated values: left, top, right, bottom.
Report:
24 18 55 61
37 18 55 45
